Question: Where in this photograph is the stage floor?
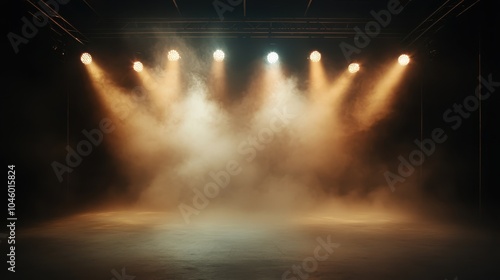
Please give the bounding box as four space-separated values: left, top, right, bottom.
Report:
10 210 500 280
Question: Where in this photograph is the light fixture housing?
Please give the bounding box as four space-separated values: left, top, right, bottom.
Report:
133 61 144 72
267 52 279 64
398 54 410 66
168 50 181 62
80 52 92 65
213 50 225 62
348 63 360 73
309 51 321 62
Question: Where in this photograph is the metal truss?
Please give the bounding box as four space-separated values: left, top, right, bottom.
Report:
79 18 407 39
402 0 480 48
25 0 89 45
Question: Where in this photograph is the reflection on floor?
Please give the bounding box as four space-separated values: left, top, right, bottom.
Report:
12 210 500 280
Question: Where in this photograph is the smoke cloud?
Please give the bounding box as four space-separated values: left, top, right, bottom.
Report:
81 38 461 225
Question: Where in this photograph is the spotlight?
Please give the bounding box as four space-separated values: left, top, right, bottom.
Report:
80 52 92 65
267 52 279 64
348 63 360 73
309 51 321 62
213 50 225 62
398 54 410 66
133 61 144 72
168 50 180 61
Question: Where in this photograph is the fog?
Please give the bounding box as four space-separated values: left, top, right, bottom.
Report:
80 38 463 226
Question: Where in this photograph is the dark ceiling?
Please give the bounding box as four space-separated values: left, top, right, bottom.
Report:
7 0 484 58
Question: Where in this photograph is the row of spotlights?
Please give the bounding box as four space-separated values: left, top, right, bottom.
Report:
131 59 358 73
81 51 410 69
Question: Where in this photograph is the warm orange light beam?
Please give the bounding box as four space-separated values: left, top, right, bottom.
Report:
84 62 174 178
308 59 328 99
306 69 355 126
209 60 227 101
132 57 182 121
164 59 182 100
81 61 155 167
84 62 139 123
310 69 355 110
355 62 408 129
149 56 183 113
327 70 355 104
240 61 285 112
260 62 287 107
297 69 357 176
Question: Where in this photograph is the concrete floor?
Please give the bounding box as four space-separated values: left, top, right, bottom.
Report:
7 210 500 280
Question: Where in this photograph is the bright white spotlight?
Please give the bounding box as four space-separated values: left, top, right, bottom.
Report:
168 50 181 61
398 54 410 66
213 50 225 62
133 61 144 72
309 51 321 62
80 52 92 65
348 63 360 73
267 52 279 64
